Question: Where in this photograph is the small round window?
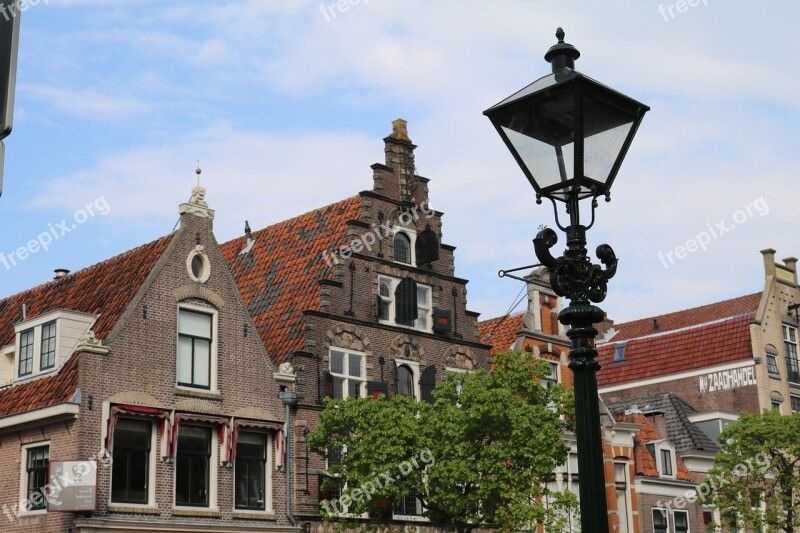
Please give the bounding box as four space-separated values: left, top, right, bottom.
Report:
187 249 210 283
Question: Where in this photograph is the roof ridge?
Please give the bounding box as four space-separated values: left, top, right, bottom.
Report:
0 233 175 302
609 292 761 330
222 195 361 248
600 310 756 345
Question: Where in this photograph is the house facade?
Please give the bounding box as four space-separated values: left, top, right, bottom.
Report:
220 120 493 532
598 249 800 435
0 191 294 532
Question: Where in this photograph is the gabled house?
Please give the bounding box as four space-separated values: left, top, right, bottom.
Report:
220 120 492 531
0 190 293 533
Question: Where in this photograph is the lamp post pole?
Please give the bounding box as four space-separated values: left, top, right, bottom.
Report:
484 28 649 533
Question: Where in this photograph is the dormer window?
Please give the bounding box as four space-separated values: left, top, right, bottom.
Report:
646 440 677 478
11 310 96 383
40 321 57 370
18 329 34 377
393 232 412 264
614 342 627 362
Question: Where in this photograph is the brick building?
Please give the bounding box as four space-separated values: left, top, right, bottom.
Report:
220 120 492 531
598 249 800 431
0 191 294 532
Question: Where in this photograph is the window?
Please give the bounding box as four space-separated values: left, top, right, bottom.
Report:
674 510 690 533
771 401 782 412
235 432 267 511
614 463 631 533
393 232 412 264
177 309 213 389
767 354 780 375
329 349 364 399
396 364 415 398
25 445 49 511
112 419 151 504
541 361 559 388
327 446 344 469
660 448 674 477
415 285 431 330
175 426 212 507
378 276 431 331
703 509 715 531
785 325 799 384
791 395 800 413
652 508 668 533
614 342 627 361
647 440 676 478
18 329 34 377
40 321 57 370
394 492 423 517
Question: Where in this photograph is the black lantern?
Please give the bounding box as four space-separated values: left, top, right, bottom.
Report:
485 28 648 205
485 29 649 533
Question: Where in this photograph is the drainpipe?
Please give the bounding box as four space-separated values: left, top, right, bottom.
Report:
280 390 299 527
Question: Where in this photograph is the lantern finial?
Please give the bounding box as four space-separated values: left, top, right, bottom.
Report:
556 27 565 43
544 27 580 72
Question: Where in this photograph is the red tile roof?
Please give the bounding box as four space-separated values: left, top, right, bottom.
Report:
477 312 523 357
0 353 80 418
597 311 756 387
222 197 362 364
617 411 693 481
601 292 761 343
0 235 173 419
0 235 174 346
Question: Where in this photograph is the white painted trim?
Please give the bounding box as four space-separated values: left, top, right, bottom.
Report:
635 478 698 498
686 410 739 423
173 426 219 511
231 430 274 514
108 418 158 506
328 347 366 399
600 359 756 393
391 226 418 267
176 304 219 392
19 441 50 517
395 358 421 400
651 507 669 533
673 509 691 533
0 403 79 432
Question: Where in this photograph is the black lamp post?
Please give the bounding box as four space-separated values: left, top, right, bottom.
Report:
484 29 648 533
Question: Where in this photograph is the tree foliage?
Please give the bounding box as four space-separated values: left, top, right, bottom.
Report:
708 409 800 533
307 351 578 533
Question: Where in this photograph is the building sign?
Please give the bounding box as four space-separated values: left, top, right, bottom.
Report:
699 366 756 393
48 461 97 512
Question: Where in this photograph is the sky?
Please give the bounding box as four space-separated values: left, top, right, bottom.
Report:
0 0 797 325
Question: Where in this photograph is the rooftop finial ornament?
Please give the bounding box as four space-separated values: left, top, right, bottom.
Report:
544 27 580 72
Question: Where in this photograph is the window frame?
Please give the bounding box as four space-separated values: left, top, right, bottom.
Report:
647 440 677 479
110 418 155 506
39 321 57 371
392 491 427 521
791 395 800 414
393 231 413 265
377 275 432 332
784 325 799 384
19 442 50 516
395 358 421 399
392 227 418 267
674 509 690 533
174 425 218 510
234 431 273 513
328 347 366 400
652 508 669 533
176 305 218 391
17 328 34 377
614 462 632 533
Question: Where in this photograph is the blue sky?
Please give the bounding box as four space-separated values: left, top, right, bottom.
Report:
0 0 798 325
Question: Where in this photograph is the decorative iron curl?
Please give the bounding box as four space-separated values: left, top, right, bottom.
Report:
532 228 617 304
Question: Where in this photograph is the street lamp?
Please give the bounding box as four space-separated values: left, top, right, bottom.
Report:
484 28 649 533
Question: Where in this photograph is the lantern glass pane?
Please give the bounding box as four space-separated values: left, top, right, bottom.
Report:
582 92 637 185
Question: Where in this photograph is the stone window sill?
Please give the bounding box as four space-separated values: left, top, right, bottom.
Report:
174 386 223 400
233 510 277 520
172 507 221 518
109 503 160 515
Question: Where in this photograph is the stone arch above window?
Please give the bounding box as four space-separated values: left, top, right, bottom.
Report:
173 285 225 309
325 323 372 356
390 335 424 362
765 343 779 355
106 391 165 409
444 345 476 371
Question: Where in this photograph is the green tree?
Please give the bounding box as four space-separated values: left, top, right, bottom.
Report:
307 351 578 533
708 409 800 533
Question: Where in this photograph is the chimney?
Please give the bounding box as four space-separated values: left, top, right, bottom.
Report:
644 410 668 440
379 119 417 202
783 257 798 284
761 248 777 279
54 268 70 279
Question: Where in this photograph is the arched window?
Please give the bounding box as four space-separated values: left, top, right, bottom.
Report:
396 364 415 398
393 233 412 264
